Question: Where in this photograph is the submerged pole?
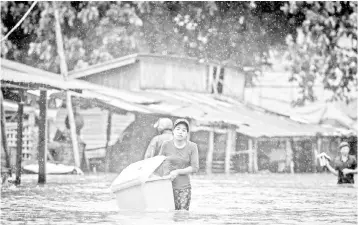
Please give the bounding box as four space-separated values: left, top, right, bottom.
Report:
104 111 112 173
285 138 294 174
248 138 253 173
206 130 214 175
0 91 11 174
225 127 233 175
252 139 258 173
38 90 48 184
15 90 24 185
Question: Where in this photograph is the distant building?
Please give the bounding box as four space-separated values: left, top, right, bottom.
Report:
69 53 247 100
244 63 357 158
1 56 354 175
68 54 354 174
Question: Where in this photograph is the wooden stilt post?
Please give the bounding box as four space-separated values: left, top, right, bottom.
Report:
208 66 214 93
206 130 214 175
212 66 221 94
285 138 293 174
38 91 48 184
317 137 322 159
313 137 321 173
65 94 81 168
225 126 234 175
15 90 24 185
248 138 253 173
253 139 258 173
232 131 237 172
82 144 90 173
1 91 11 174
104 111 112 173
53 2 80 168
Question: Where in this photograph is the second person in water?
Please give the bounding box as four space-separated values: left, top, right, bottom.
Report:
143 118 173 159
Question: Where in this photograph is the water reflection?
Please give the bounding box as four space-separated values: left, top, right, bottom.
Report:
1 173 357 225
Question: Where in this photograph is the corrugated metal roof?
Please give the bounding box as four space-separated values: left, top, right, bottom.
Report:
139 90 347 137
244 90 357 133
68 54 138 79
59 84 350 137
5 58 346 138
1 59 155 114
1 59 81 90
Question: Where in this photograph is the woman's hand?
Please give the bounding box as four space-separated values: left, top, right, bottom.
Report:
169 170 179 181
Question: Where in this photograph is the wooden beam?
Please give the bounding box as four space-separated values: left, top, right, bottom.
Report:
292 136 315 142
206 130 214 175
53 2 81 168
248 138 253 173
38 91 47 184
232 150 251 155
191 126 227 134
1 82 47 91
1 91 11 174
1 81 82 93
248 136 318 142
15 90 24 185
104 111 112 173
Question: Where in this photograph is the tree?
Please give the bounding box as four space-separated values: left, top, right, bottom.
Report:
132 1 296 86
168 1 293 67
1 1 141 72
282 1 357 105
1 1 38 63
2 1 294 76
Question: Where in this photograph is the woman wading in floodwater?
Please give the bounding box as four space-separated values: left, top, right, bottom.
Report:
159 119 199 210
325 141 357 184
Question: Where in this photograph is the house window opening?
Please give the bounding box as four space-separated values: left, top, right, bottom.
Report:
210 66 225 94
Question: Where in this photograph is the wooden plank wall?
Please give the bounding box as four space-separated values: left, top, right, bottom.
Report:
191 129 237 174
222 68 246 100
140 58 207 92
54 108 135 152
211 133 227 173
77 56 245 98
5 122 37 167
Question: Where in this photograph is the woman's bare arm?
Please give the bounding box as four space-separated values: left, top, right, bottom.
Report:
325 163 338 176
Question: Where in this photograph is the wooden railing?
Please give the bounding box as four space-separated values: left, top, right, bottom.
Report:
5 122 36 163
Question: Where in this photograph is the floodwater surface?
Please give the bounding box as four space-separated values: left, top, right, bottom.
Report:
1 173 357 225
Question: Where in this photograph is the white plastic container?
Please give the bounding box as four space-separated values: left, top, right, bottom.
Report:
110 156 174 211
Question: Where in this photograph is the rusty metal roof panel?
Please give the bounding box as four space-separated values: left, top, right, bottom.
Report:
139 90 350 137
1 66 78 90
